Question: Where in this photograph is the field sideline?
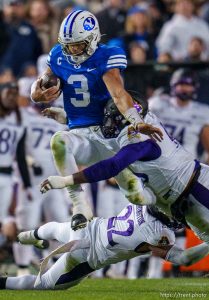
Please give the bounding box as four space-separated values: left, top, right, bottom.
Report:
0 278 208 300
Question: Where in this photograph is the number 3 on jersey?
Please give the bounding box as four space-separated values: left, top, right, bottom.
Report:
67 75 90 107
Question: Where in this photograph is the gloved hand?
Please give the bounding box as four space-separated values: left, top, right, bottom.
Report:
42 107 67 124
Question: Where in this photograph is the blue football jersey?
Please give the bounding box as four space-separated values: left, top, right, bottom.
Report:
47 44 127 128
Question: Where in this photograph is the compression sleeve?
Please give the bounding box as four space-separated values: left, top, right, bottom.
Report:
16 129 32 188
165 243 209 266
83 139 161 183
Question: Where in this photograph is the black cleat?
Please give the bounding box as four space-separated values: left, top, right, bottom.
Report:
71 214 88 231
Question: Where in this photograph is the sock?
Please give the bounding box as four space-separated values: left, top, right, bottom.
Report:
34 228 42 240
6 275 36 290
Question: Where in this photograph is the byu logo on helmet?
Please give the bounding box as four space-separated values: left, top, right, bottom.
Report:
83 17 95 31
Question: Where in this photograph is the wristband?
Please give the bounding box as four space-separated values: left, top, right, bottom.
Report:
64 175 74 186
124 107 144 128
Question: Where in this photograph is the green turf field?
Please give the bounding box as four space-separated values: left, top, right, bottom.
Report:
0 278 208 300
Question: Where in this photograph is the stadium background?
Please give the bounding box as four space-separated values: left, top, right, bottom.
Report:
0 0 209 279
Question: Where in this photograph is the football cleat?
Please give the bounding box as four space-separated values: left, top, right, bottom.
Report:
71 214 88 231
18 231 49 250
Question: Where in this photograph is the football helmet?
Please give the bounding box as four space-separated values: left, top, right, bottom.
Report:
170 68 199 101
101 90 148 138
58 10 101 65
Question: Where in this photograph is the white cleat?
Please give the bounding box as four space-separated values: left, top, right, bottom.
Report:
18 231 49 250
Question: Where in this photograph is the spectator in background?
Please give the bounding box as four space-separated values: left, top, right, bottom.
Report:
148 0 168 40
108 6 156 60
156 0 209 61
185 37 207 62
1 0 42 77
199 1 209 26
25 0 60 53
96 0 126 44
128 40 148 64
0 68 15 84
124 6 156 60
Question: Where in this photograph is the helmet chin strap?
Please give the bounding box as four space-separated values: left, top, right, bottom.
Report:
64 52 90 65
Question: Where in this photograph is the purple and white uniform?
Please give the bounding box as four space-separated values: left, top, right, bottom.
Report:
30 204 174 289
87 204 175 269
149 95 209 159
0 111 26 221
83 112 209 244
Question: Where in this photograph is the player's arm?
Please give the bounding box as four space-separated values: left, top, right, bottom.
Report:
40 139 161 193
200 125 209 165
31 67 60 103
149 242 209 266
102 68 163 141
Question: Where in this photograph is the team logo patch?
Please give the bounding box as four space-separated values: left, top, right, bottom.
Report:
74 64 81 69
83 17 95 31
158 236 170 246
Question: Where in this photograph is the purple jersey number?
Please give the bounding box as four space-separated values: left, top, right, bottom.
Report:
107 205 134 246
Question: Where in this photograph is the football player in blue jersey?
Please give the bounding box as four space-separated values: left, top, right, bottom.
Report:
31 10 163 230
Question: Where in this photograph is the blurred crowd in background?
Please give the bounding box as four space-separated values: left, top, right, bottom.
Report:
0 0 209 280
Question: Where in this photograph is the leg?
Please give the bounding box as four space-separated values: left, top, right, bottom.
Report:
18 221 85 246
0 176 13 222
43 189 69 222
14 185 43 275
184 165 209 243
50 131 94 230
115 169 156 205
2 247 93 290
36 248 93 290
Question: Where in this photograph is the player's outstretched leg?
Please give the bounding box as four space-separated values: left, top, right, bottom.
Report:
18 221 80 246
18 229 49 249
50 131 93 230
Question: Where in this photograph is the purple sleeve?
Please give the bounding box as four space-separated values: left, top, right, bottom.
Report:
83 139 161 183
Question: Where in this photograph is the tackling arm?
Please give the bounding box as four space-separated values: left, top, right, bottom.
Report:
40 139 161 193
150 242 209 266
103 69 163 141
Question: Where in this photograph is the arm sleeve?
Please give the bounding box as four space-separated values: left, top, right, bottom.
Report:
83 139 161 183
16 129 31 188
165 243 209 266
100 46 127 76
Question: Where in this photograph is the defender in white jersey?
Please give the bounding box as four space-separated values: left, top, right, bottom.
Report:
13 105 70 274
0 82 31 222
41 106 209 246
149 68 209 163
2 204 209 290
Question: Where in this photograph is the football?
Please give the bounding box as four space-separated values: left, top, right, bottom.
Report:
40 73 61 91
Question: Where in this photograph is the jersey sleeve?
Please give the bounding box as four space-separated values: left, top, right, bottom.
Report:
142 221 175 247
100 47 127 76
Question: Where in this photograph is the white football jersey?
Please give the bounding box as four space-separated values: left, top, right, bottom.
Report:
0 112 25 167
149 95 209 159
122 112 197 210
87 204 175 269
22 107 65 184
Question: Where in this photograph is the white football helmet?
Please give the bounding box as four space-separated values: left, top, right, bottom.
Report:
58 10 101 64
